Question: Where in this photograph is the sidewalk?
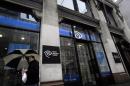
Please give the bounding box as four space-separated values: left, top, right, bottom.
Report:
109 82 130 86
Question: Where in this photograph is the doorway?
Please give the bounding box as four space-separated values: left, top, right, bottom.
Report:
76 42 97 86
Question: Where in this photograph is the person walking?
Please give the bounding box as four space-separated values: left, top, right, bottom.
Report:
25 56 39 86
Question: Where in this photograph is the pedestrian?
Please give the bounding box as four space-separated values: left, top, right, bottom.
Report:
25 56 39 86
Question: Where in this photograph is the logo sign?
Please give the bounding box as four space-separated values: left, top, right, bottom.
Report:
42 45 60 64
112 52 121 63
74 31 82 39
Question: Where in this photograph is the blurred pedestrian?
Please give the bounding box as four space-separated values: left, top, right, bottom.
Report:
25 56 39 86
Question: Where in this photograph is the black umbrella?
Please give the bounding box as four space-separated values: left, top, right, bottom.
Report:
4 49 39 70
25 50 39 61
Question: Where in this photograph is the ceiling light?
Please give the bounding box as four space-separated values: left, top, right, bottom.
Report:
21 37 25 40
113 0 118 2
0 34 3 38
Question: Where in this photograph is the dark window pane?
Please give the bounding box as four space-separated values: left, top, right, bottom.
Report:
57 0 74 10
89 31 100 42
77 43 96 85
59 23 73 37
93 43 111 77
60 37 80 81
77 0 87 14
0 27 39 57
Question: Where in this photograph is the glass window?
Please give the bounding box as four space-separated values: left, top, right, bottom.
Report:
74 26 90 40
89 30 100 42
74 26 86 40
77 0 87 14
0 27 39 57
60 37 80 82
59 23 73 37
93 43 111 77
20 13 36 22
57 0 74 10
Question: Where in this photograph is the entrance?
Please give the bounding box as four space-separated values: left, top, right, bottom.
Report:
76 42 97 86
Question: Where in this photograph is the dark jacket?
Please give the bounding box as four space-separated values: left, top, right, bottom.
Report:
26 60 39 85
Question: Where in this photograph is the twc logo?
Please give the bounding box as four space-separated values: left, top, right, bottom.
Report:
44 50 52 58
75 31 82 39
44 50 59 58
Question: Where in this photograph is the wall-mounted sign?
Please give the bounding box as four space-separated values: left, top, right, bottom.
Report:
74 31 82 39
42 45 60 64
112 52 121 63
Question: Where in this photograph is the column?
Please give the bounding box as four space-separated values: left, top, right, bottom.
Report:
97 10 126 83
40 0 63 85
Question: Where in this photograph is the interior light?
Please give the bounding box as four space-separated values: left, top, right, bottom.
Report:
78 44 82 47
0 34 3 38
113 0 118 2
21 37 25 40
67 43 71 46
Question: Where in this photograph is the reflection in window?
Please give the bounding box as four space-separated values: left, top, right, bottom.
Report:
0 28 39 57
93 43 111 77
77 43 96 86
59 23 73 37
20 13 36 22
57 0 74 10
60 37 80 81
89 30 100 42
77 0 87 14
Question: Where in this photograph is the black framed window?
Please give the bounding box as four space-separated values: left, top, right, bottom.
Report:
98 1 117 27
0 27 39 57
60 37 80 82
89 30 101 42
92 43 111 77
57 0 75 10
57 0 92 17
59 23 73 37
59 22 111 85
76 0 87 14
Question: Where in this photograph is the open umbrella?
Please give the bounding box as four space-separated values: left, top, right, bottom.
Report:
25 50 39 61
4 49 39 70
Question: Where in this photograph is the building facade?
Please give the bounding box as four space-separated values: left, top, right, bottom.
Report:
0 0 130 86
119 0 130 28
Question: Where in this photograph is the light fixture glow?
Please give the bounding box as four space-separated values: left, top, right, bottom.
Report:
113 0 118 2
0 34 3 38
21 37 25 40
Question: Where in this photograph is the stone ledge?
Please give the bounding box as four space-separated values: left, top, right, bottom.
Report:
113 72 130 83
40 80 64 86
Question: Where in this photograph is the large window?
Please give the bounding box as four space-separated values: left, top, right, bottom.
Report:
77 0 87 14
0 7 38 22
57 0 74 10
59 22 111 85
0 27 39 57
93 43 110 76
60 37 80 82
57 0 92 16
98 2 117 27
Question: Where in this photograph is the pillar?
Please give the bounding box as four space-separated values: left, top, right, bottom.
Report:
40 0 63 85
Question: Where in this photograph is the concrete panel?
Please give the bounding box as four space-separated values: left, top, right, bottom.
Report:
40 64 63 82
40 24 60 46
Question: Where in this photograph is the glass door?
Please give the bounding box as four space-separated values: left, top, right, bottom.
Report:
76 43 97 86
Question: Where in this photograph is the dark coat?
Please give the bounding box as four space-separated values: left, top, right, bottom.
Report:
26 60 39 85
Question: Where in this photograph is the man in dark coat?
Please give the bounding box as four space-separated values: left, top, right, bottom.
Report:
25 56 39 86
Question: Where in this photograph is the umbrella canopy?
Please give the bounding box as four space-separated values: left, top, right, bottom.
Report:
6 56 29 70
4 49 39 70
4 50 23 65
25 50 39 61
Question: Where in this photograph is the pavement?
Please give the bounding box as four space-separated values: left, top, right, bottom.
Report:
109 82 130 86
